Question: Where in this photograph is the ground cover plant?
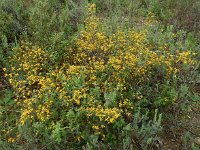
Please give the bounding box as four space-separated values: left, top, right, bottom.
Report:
0 0 200 149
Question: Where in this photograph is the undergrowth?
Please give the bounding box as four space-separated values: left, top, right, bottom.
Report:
0 0 200 149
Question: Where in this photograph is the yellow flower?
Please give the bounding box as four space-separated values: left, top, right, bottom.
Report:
8 137 15 143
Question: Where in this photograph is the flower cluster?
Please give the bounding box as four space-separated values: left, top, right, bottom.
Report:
4 3 196 144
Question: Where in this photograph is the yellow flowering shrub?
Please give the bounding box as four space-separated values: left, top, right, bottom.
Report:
3 3 197 147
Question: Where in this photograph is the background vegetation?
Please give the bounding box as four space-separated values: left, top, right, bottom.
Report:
0 0 199 149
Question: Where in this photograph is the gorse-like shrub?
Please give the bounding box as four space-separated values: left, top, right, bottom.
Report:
0 0 87 68
2 4 197 149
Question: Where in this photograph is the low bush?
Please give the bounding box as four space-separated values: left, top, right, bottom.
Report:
1 4 198 149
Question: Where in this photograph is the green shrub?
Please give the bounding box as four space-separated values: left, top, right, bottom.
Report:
1 4 197 149
0 1 199 149
144 0 200 42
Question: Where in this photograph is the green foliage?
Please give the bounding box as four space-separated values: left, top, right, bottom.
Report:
0 0 87 66
0 0 199 149
143 0 200 42
132 109 163 149
26 0 85 63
